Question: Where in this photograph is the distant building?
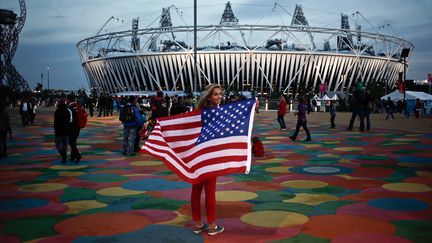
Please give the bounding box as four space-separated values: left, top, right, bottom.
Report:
77 2 413 95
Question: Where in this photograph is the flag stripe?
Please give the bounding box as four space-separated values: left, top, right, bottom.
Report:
162 121 202 131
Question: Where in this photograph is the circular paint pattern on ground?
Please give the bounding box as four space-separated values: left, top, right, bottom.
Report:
122 178 190 191
19 183 68 192
334 147 363 152
382 183 432 192
281 180 328 189
130 161 163 166
64 200 108 214
367 198 429 211
304 214 396 239
283 193 339 206
54 212 151 236
0 198 49 211
289 165 353 175
216 190 258 202
265 166 293 173
50 165 87 170
332 233 412 243
240 211 308 227
97 187 145 196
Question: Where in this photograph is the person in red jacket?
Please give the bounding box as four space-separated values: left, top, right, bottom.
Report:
252 136 264 157
277 96 287 130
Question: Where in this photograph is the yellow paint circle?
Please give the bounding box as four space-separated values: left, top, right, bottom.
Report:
324 141 340 144
19 183 68 192
303 144 320 148
64 200 107 214
283 193 339 206
265 166 293 173
124 173 151 177
97 187 145 196
393 138 418 142
383 183 432 193
216 190 257 202
130 161 163 166
339 159 352 163
317 154 339 158
50 165 87 170
417 171 432 177
255 158 287 164
281 180 328 189
241 211 308 228
57 171 86 177
334 147 362 152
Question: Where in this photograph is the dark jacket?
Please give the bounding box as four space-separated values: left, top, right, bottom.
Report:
54 106 70 137
0 110 12 135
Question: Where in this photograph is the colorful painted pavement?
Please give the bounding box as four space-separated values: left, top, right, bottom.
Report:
1 110 432 243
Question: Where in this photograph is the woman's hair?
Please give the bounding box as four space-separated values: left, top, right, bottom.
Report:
195 84 222 110
252 136 261 143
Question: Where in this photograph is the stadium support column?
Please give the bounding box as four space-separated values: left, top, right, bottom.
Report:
47 67 50 90
193 0 197 92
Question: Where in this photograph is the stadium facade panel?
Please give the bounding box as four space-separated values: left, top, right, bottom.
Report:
83 51 404 95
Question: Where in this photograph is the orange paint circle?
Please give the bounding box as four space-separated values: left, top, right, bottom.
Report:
303 215 395 239
55 212 151 236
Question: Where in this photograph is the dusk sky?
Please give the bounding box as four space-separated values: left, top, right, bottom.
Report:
1 0 431 90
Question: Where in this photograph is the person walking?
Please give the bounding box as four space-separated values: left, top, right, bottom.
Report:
66 94 82 163
414 98 422 119
385 97 395 120
277 96 287 130
54 101 70 163
191 84 225 236
120 96 144 156
289 96 311 141
364 90 372 131
19 97 32 126
0 102 12 158
347 84 366 131
329 100 336 128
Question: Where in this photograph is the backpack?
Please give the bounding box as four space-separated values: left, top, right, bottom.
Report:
75 104 88 129
119 104 134 122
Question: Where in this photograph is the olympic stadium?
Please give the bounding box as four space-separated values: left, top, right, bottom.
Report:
76 2 414 95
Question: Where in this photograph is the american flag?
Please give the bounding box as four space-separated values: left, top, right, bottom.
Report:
141 98 256 184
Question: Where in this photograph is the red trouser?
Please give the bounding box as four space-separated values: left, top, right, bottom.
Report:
191 177 216 223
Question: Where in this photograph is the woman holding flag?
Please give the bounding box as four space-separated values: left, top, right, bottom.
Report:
142 83 257 236
191 84 224 236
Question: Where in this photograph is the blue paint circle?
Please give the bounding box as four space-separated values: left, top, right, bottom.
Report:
396 156 431 164
368 198 429 211
289 165 353 175
0 198 49 211
122 178 190 191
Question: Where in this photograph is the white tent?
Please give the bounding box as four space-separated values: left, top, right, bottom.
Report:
381 91 432 101
321 94 331 101
330 94 339 100
381 91 432 116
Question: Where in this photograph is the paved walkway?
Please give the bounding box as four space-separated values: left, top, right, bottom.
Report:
1 108 431 242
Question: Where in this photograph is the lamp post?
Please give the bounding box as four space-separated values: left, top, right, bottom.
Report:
47 67 50 90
